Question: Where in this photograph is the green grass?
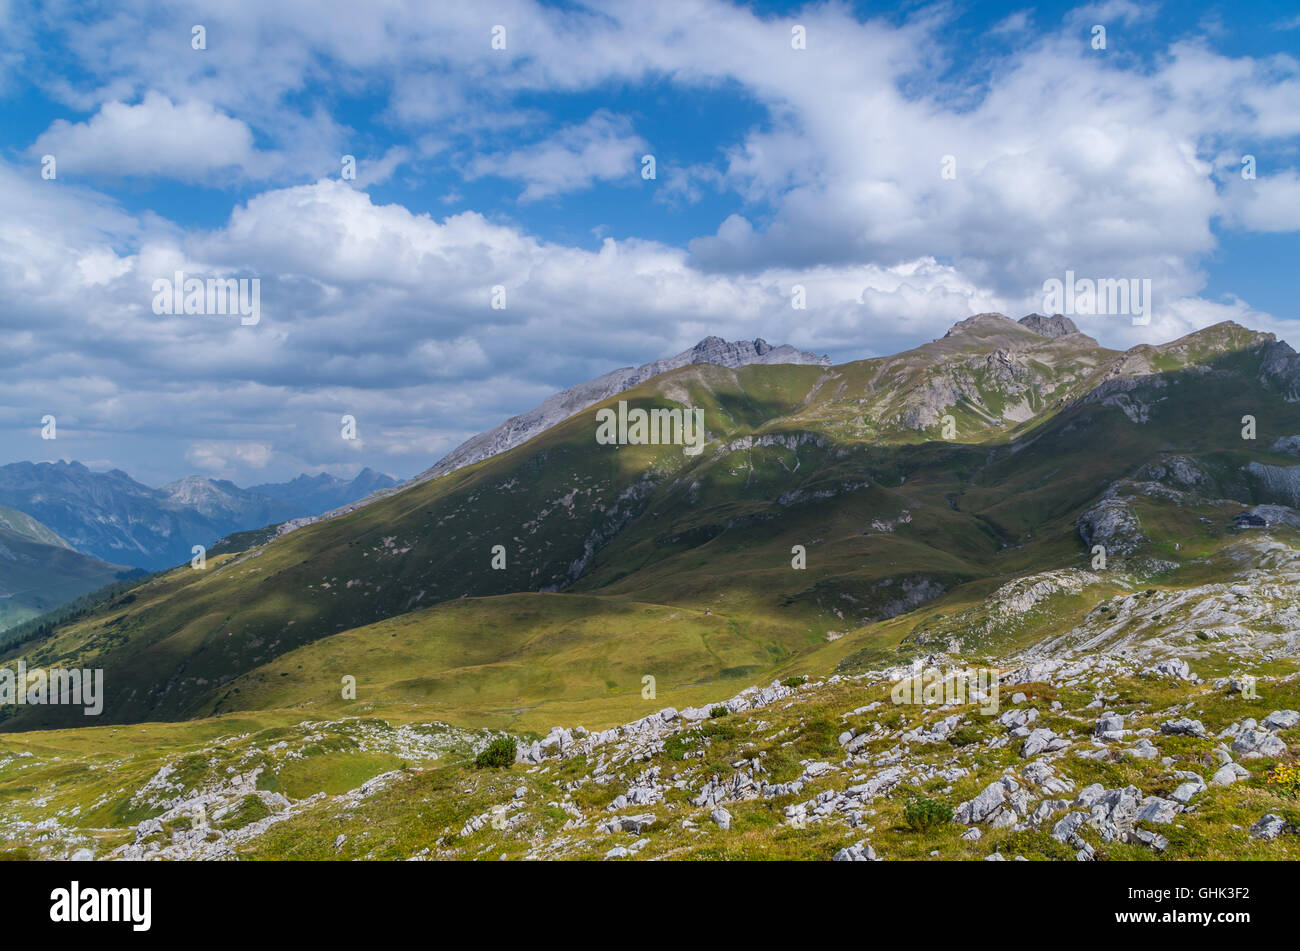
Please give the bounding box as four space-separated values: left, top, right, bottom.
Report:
0 644 1295 862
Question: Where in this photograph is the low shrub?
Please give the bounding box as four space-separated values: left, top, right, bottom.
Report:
903 795 953 832
475 736 517 769
948 725 983 747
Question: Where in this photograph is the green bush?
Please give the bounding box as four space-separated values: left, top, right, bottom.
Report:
782 675 808 688
700 720 738 741
475 736 517 768
903 795 953 832
948 725 983 747
221 794 272 830
709 706 730 718
795 715 845 759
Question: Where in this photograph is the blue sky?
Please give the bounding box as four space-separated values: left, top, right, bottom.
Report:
1 0 1298 485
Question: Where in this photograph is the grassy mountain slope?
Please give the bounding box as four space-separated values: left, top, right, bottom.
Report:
0 517 130 635
0 503 73 549
5 318 1300 734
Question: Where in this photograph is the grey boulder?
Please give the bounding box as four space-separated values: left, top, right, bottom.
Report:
1161 717 1206 737
1250 814 1289 840
1263 710 1299 731
833 840 880 861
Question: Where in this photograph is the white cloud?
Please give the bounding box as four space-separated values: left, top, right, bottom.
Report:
1065 1 1158 28
0 167 1031 480
990 11 1033 35
185 441 273 474
1222 172 1300 232
467 111 647 201
30 92 268 182
352 146 411 187
678 19 1300 344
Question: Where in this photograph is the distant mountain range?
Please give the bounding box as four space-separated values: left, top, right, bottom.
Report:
0 463 396 572
249 468 399 514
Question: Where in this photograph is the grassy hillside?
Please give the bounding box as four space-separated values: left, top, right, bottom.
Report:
1 635 1295 862
0 516 130 635
4 320 1299 732
0 504 73 549
1 319 1299 862
193 592 823 731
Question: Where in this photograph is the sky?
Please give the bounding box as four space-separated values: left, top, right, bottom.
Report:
1 0 1298 486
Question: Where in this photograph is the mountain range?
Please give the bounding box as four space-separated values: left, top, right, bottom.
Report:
414 335 830 485
253 335 835 541
2 312 1299 863
0 463 397 573
0 335 829 582
6 311 1300 731
0 335 831 633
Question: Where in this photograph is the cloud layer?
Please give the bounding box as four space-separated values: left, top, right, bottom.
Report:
2 0 1298 484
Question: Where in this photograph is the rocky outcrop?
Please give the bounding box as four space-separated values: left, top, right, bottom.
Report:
1018 314 1079 338
1244 462 1300 508
1132 456 1216 493
1260 339 1300 399
1076 498 1144 556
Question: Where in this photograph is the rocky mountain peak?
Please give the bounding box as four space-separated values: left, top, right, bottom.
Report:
676 336 818 370
412 335 830 486
1160 320 1273 350
943 313 1020 338
1018 313 1079 338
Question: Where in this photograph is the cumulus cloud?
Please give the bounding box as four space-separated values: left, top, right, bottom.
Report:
30 92 269 181
1221 172 1300 232
0 166 1024 482
685 25 1297 325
